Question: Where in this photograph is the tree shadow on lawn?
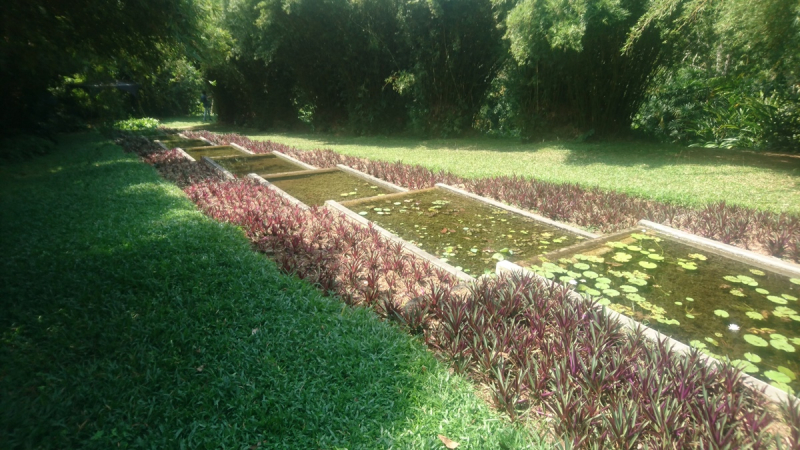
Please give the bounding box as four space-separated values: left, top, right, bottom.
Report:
0 140 532 449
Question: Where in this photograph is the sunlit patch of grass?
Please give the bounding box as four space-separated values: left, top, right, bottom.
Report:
0 132 544 448
162 117 799 214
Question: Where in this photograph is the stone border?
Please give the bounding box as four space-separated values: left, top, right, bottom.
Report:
201 156 236 180
229 142 256 155
518 228 636 268
325 200 475 282
495 259 796 405
262 168 340 180
435 183 598 239
177 133 215 146
246 174 309 210
272 151 317 170
336 165 409 193
174 147 196 162
639 220 800 278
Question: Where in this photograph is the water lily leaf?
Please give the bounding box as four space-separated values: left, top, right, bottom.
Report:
689 340 707 349
744 352 762 363
596 277 612 284
764 370 792 384
612 253 632 263
595 282 610 290
755 288 769 295
773 306 798 318
746 311 765 321
705 337 719 345
782 294 798 301
583 288 601 296
597 298 611 306
685 313 695 319
559 275 573 283
573 262 590 270
491 253 505 261
583 271 599 279
724 275 741 283
743 334 768 347
627 293 646 302
790 278 800 285
736 275 758 286
767 295 788 304
729 288 746 297
358 211 368 216
731 360 759 373
627 277 648 287
749 269 766 276
674 301 683 306
639 261 657 269
659 318 680 326
685 297 694 302
627 245 642 252
603 289 620 297
606 241 627 249
688 253 707 261
714 309 730 318
679 262 698 270
586 256 605 263
778 366 797 381
619 285 638 293
647 254 664 261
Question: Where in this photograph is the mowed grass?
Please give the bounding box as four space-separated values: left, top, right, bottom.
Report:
163 116 800 214
0 133 543 449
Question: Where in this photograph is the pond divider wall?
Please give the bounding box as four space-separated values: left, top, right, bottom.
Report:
495 261 795 406
246 174 309 210
177 133 214 146
336 164 409 193
202 156 236 180
435 183 599 240
639 220 800 279
325 199 475 283
272 151 317 170
229 142 256 155
174 147 196 162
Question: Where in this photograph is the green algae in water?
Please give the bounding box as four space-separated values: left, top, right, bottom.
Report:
341 189 583 275
266 170 394 206
184 145 249 160
528 229 800 394
214 154 306 176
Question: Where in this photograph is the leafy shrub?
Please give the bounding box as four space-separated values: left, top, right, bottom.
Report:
112 117 161 133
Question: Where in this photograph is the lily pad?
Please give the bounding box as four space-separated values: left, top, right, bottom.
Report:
583 271 599 279
647 254 664 261
773 307 797 318
724 275 741 283
679 262 698 270
627 293 646 302
685 297 694 302
685 313 695 319
764 370 792 384
729 288 746 297
770 340 796 352
602 289 621 297
688 253 708 261
573 262 590 271
619 285 638 293
492 253 505 261
612 253 632 263
767 295 788 305
782 294 798 301
714 309 730 318
639 261 658 269
595 282 611 290
744 352 762 363
778 366 797 381
743 334 768 347
749 269 766 276
595 277 612 284
790 278 800 285
755 288 770 295
358 211 369 216
627 277 648 287
689 340 707 350
746 311 765 321
596 298 611 306
731 360 759 373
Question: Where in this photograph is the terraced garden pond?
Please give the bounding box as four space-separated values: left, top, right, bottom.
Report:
213 154 307 176
157 137 209 149
184 145 248 160
524 229 800 394
265 169 397 206
340 188 585 275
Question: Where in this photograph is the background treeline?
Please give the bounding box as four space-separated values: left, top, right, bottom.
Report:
3 0 799 149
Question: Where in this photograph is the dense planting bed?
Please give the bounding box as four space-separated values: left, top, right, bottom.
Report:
131 131 800 446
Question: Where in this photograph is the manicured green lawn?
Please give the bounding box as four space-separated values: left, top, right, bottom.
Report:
162 116 800 214
0 133 543 449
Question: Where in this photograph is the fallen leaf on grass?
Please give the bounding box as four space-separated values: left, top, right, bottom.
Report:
438 435 460 448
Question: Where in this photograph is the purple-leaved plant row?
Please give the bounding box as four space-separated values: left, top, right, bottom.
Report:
183 130 800 262
124 133 800 446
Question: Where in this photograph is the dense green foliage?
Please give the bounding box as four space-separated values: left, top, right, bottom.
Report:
0 133 540 448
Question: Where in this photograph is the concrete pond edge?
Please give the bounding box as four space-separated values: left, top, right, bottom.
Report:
272 151 317 170
495 259 796 406
246 173 309 210
202 156 236 181
336 165 409 193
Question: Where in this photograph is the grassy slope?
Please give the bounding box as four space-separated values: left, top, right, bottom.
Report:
0 133 542 449
162 117 800 214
